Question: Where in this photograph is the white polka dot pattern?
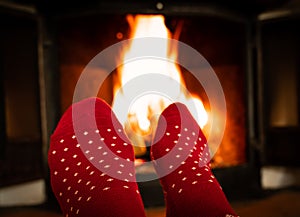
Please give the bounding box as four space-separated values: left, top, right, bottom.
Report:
48 97 146 217
150 102 238 217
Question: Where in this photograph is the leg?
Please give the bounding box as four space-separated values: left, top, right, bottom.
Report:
48 97 146 217
151 102 238 217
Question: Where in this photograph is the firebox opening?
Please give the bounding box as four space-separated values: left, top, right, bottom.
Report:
59 14 247 169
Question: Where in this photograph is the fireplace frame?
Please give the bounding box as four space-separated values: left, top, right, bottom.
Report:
42 2 263 203
3 0 289 205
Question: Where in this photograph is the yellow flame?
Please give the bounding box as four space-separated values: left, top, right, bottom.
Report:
112 15 208 154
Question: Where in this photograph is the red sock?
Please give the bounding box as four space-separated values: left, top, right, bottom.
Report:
151 102 238 217
48 97 146 217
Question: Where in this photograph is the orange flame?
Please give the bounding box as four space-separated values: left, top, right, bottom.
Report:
112 15 208 156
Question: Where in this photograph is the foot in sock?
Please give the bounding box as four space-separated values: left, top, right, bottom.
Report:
48 97 146 217
151 102 238 217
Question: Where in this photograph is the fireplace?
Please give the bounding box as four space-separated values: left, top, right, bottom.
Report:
54 8 258 204
3 0 299 208
0 0 300 210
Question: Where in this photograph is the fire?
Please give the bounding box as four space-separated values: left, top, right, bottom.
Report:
112 15 208 156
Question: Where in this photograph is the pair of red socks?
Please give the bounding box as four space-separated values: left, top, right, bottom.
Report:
48 97 238 217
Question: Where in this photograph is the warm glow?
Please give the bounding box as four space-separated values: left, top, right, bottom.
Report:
112 15 208 156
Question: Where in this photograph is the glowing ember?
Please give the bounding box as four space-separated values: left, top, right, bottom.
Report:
112 15 208 156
